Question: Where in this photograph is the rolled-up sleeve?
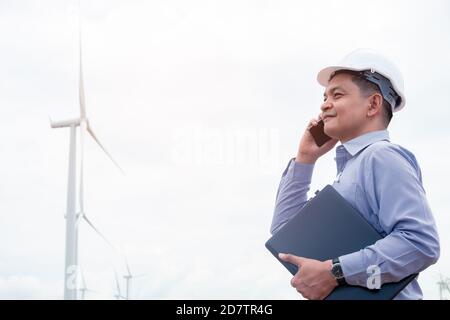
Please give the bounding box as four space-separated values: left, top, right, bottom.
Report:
339 146 440 287
270 158 315 235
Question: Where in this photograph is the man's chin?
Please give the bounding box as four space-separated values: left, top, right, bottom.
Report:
323 125 338 140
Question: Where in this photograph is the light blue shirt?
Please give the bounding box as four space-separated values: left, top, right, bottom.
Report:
271 130 440 300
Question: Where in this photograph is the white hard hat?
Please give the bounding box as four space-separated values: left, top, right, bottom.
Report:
317 48 405 112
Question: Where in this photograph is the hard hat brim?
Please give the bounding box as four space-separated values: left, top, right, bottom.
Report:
317 66 366 87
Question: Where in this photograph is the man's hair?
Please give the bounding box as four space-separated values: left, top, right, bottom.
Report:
330 70 393 127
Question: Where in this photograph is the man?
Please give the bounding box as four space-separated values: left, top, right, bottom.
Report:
270 49 440 300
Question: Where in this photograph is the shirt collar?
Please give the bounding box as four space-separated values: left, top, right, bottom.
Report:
341 130 390 156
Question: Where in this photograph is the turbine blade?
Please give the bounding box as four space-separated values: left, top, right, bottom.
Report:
79 265 87 289
77 121 87 228
82 215 118 252
125 256 132 277
86 288 100 294
114 269 121 296
87 125 124 174
78 8 86 119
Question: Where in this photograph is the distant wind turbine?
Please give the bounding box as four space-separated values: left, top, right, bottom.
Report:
50 12 123 300
114 269 126 300
78 266 99 300
123 257 146 300
437 274 450 300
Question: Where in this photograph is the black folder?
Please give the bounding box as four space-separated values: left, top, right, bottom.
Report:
265 184 417 300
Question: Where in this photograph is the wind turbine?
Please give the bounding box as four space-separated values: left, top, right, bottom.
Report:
123 257 146 300
437 274 450 300
113 269 126 300
50 15 123 300
78 266 100 300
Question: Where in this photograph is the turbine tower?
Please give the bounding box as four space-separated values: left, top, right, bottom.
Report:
50 15 123 300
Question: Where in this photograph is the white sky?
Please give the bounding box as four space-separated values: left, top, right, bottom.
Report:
1 0 450 299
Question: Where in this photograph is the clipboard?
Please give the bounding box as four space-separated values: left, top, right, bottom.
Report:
265 184 417 300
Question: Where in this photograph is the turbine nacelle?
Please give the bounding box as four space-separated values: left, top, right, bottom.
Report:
50 118 86 129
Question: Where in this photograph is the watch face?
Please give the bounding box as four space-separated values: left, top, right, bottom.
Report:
332 264 344 279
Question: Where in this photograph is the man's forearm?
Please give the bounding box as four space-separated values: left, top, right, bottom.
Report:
270 158 315 234
339 229 439 288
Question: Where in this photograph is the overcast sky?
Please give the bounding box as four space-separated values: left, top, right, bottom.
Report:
1 0 450 299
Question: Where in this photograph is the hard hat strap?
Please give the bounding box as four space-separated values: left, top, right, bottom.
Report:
360 70 401 111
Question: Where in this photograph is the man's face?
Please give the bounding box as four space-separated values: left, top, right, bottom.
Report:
321 73 369 142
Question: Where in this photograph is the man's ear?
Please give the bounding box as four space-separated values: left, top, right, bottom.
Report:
367 93 383 117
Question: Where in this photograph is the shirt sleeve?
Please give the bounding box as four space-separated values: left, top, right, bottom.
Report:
339 146 440 288
270 158 315 235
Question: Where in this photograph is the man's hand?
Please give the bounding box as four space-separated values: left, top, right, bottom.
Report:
296 116 338 164
279 253 338 300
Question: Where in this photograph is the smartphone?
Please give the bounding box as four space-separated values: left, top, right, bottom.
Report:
309 119 332 147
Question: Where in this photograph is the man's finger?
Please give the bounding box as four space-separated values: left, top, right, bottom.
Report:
278 253 307 267
306 118 319 130
290 277 296 288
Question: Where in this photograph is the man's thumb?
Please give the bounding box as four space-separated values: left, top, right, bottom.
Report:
278 253 304 266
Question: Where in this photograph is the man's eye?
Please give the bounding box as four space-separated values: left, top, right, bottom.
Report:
334 93 343 98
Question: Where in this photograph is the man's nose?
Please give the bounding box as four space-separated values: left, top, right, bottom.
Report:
321 100 332 112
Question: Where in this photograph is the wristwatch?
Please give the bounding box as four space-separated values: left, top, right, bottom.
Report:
331 258 346 286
